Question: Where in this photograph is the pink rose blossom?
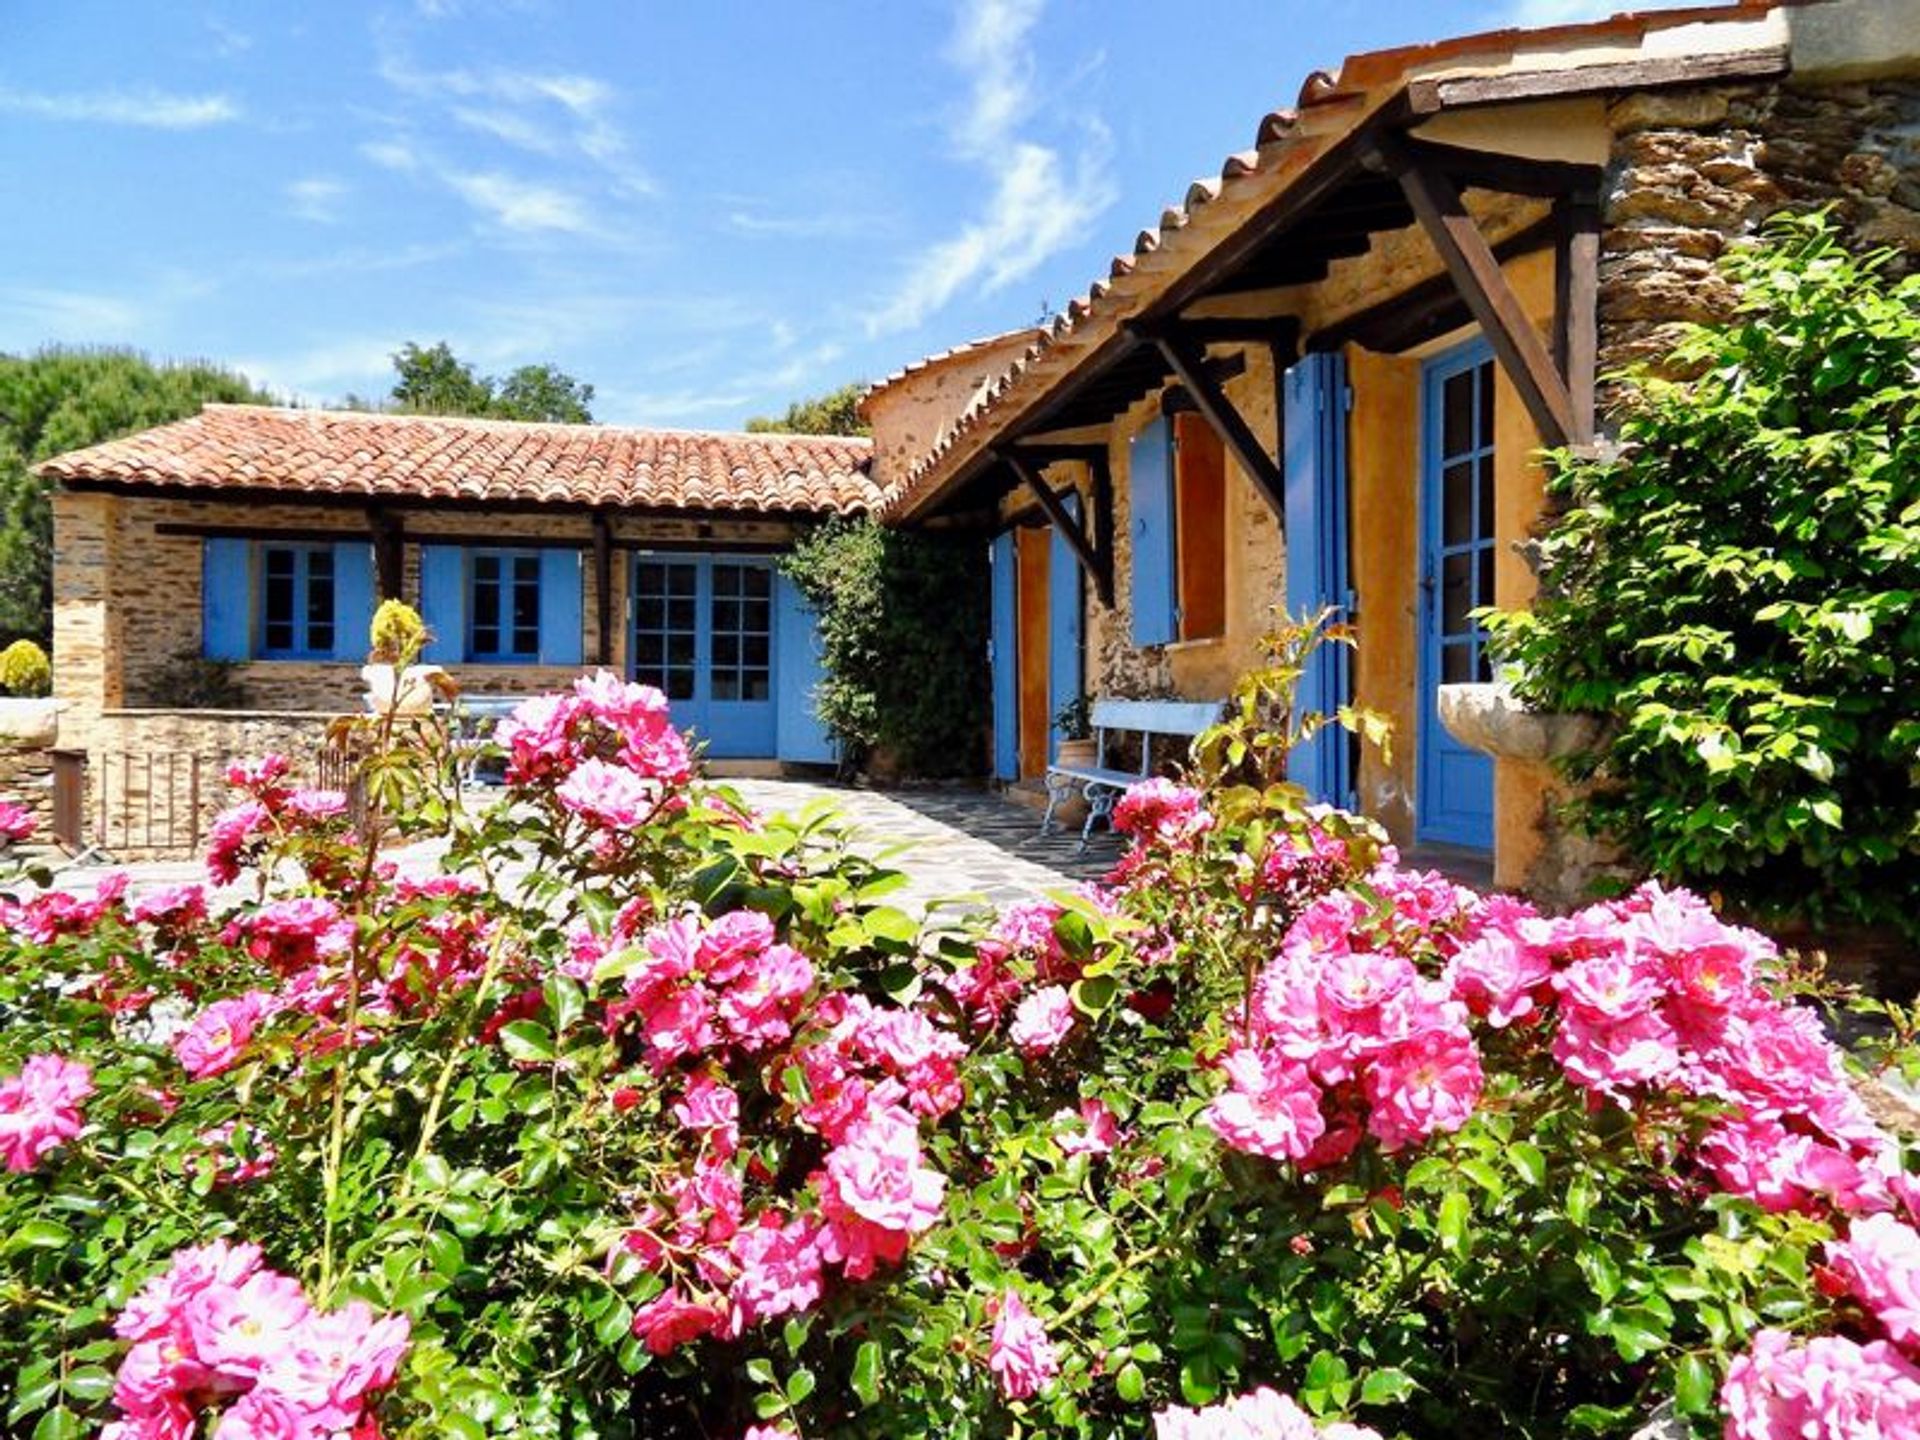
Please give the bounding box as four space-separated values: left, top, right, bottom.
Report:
1363 1029 1483 1152
1828 1213 1920 1348
816 1105 945 1279
183 1268 312 1379
131 884 209 929
1008 985 1075 1055
1113 777 1211 845
174 991 274 1080
205 800 272 885
0 1053 94 1172
987 1290 1059 1400
1156 1386 1384 1439
0 799 36 844
1055 1098 1121 1158
1206 1048 1326 1164
726 1213 825 1331
556 757 661 830
630 1288 725 1356
1723 1328 1920 1439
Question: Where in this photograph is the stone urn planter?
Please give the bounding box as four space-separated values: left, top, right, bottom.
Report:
361 664 445 717
1436 682 1604 762
0 697 60 749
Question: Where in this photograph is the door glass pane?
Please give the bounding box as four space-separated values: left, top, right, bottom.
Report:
1477 454 1495 544
1442 553 1472 635
1442 371 1474 457
1478 362 1495 444
263 549 295 651
306 550 334 654
1442 461 1474 546
1443 642 1474 683
1477 548 1496 613
708 562 772 705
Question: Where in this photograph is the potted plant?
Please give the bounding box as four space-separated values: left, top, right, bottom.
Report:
1053 694 1096 768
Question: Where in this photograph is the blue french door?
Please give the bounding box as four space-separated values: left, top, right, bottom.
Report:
1417 340 1497 850
1283 352 1354 808
631 554 776 758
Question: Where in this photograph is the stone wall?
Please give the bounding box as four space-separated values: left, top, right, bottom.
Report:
1600 78 1920 377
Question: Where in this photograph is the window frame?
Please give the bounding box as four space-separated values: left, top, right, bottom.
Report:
255 542 338 661
466 547 544 663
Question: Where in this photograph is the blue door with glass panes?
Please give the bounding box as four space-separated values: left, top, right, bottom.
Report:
630 554 776 758
1417 340 1497 850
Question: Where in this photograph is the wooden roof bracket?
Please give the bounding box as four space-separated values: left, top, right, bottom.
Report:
1129 319 1290 523
1553 189 1602 451
996 449 1115 608
1372 133 1579 449
367 504 404 601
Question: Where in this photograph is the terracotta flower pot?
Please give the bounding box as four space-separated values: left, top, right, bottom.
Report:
1054 738 1097 769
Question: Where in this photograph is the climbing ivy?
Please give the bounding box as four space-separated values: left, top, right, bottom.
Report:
1486 211 1920 934
781 517 989 777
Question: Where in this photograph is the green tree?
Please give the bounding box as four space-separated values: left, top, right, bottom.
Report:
1486 212 1920 934
388 342 595 423
744 381 868 436
0 348 270 648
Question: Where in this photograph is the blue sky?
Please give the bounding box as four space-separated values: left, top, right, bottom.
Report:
0 0 1697 427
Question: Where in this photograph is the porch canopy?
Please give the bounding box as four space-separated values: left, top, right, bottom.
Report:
877 3 1795 603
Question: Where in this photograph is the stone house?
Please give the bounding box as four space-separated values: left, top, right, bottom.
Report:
863 0 1920 900
38 408 875 826
27 0 1920 893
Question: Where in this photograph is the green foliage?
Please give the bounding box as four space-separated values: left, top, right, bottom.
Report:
1486 211 1920 933
781 517 989 776
0 347 270 648
388 342 595 423
0 640 49 697
744 383 868 437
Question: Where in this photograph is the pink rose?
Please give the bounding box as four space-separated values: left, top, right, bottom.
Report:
1828 1213 1920 1348
0 1053 94 1172
173 992 273 1081
1008 986 1075 1056
987 1289 1059 1400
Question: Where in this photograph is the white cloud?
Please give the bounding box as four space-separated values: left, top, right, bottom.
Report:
285 177 348 224
0 85 239 129
451 105 561 154
360 138 420 172
203 18 252 58
446 171 596 234
0 285 146 340
865 0 1113 335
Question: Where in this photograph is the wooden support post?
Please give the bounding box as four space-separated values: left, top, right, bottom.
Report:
1379 137 1577 448
1089 450 1115 605
1139 327 1289 521
997 450 1113 608
369 506 404 599
1554 192 1601 449
591 509 614 667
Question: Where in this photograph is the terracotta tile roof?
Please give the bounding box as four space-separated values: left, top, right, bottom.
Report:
38 404 881 516
877 0 1799 520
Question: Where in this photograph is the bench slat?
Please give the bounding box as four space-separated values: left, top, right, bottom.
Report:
1090 697 1222 737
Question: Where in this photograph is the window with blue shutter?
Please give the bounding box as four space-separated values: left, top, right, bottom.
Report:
419 546 466 664
468 549 542 661
989 532 1019 781
329 542 375 664
202 538 252 661
1128 417 1176 646
1047 493 1084 762
536 549 584 667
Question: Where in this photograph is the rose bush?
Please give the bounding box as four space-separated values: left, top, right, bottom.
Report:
2 609 1916 1439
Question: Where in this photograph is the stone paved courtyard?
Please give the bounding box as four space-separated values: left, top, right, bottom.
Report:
728 779 1123 913
28 780 1125 916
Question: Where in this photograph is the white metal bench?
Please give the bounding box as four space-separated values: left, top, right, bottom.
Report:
1043 697 1223 848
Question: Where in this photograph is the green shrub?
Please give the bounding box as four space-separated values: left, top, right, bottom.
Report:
0 638 49 696
781 517 989 776
1486 211 1920 934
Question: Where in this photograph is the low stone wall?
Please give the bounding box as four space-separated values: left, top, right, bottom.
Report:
0 743 55 847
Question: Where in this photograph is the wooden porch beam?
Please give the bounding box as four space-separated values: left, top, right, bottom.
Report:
591 508 614 667
1135 325 1289 522
1393 138 1603 200
1554 193 1601 448
1157 316 1303 348
1379 137 1576 448
996 449 1113 608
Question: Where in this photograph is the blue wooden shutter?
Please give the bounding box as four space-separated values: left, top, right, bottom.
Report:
774 571 837 764
537 549 584 667
1283 352 1354 807
420 545 466 664
1129 417 1176 646
1047 493 1084 763
202 538 252 661
330 542 375 664
990 532 1019 781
